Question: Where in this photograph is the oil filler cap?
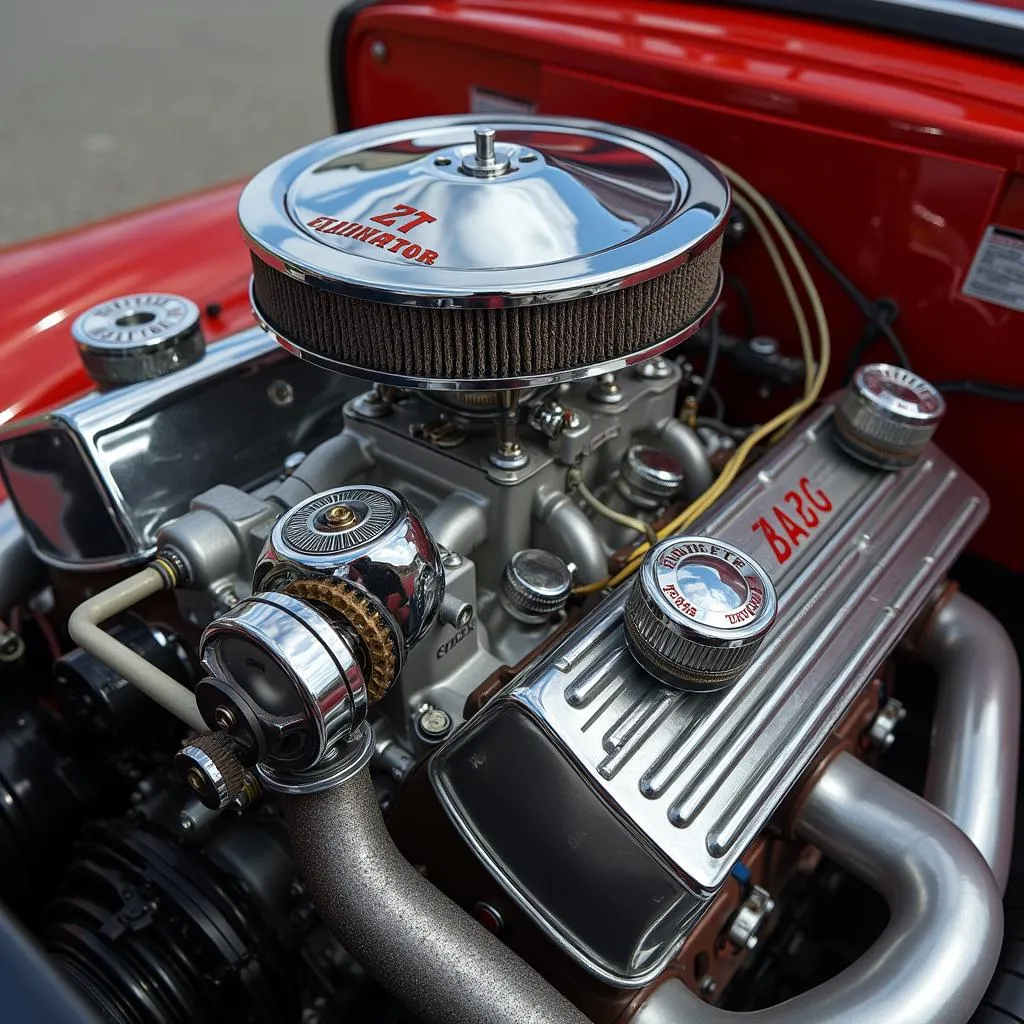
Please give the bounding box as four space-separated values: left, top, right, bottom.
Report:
72 293 205 386
834 363 945 469
624 536 777 691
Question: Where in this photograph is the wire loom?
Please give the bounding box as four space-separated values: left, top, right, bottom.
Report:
250 237 723 381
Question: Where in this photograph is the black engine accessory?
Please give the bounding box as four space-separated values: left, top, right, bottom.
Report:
44 818 299 1024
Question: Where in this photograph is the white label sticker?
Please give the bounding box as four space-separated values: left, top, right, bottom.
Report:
469 87 537 115
963 225 1024 312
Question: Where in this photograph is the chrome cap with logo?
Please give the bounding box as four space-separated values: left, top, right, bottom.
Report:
835 363 946 469
624 536 777 690
72 293 205 386
239 114 728 389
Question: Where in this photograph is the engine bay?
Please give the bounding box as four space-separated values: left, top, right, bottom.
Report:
0 14 1022 1020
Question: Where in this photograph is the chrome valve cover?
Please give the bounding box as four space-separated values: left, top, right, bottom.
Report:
431 397 988 986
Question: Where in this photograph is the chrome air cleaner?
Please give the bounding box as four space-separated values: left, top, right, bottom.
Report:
239 115 729 389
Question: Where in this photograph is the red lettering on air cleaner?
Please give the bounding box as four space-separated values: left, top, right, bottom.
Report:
369 204 438 234
752 476 835 565
307 206 441 262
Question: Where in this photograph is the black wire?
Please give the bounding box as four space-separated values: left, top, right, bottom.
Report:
936 380 1024 403
765 201 1020 406
693 308 722 407
725 274 757 340
768 201 912 374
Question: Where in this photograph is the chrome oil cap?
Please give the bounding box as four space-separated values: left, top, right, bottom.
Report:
624 536 777 690
240 115 728 389
835 363 945 469
72 293 204 386
499 549 574 624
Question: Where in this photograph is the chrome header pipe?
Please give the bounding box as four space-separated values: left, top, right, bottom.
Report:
637 752 1003 1024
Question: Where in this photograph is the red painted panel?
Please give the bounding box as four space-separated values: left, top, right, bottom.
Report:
0 182 252 430
345 0 1024 568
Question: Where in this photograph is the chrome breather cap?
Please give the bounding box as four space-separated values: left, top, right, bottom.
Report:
198 590 369 774
199 485 444 786
834 363 945 469
624 536 777 690
240 114 728 389
72 293 204 386
500 549 575 624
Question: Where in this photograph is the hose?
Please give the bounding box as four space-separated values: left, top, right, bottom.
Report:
282 769 593 1024
568 469 656 545
67 567 204 732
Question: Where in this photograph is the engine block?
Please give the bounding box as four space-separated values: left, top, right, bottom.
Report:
431 398 988 985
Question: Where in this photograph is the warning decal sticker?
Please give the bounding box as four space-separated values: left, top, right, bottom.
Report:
963 225 1024 313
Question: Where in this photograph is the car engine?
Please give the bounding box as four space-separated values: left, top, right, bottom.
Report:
0 114 1017 1024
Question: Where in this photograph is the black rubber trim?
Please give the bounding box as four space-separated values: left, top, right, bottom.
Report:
708 1 1024 63
0 902 98 1024
329 0 393 133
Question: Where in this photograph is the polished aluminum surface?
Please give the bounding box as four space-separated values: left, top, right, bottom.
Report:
835 362 945 469
250 272 722 392
433 397 988 983
73 293 205 386
200 589 368 771
637 753 1002 1024
922 591 1019 893
240 114 728 307
624 536 777 690
0 327 358 570
256 485 444 651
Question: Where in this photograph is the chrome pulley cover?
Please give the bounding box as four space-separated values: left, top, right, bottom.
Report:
254 484 444 653
196 486 444 788
240 114 729 389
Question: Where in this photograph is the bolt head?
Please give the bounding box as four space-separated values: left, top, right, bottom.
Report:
417 707 452 739
214 705 237 732
370 39 388 62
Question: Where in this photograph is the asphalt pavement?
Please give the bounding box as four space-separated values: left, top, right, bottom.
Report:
0 0 349 246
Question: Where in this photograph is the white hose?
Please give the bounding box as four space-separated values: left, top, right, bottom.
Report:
67 567 205 732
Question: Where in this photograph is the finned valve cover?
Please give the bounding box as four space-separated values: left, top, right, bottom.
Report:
240 115 729 389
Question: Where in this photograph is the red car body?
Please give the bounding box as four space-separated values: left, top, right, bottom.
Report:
2 1 1023 566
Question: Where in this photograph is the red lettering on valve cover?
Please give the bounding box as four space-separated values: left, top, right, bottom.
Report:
752 476 834 565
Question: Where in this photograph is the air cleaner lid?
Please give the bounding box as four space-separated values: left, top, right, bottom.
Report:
240 115 729 389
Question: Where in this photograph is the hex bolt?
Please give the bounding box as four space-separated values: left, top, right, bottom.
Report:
369 39 389 63
440 594 474 629
416 706 453 741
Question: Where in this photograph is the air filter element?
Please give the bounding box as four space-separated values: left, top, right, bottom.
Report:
240 115 729 390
